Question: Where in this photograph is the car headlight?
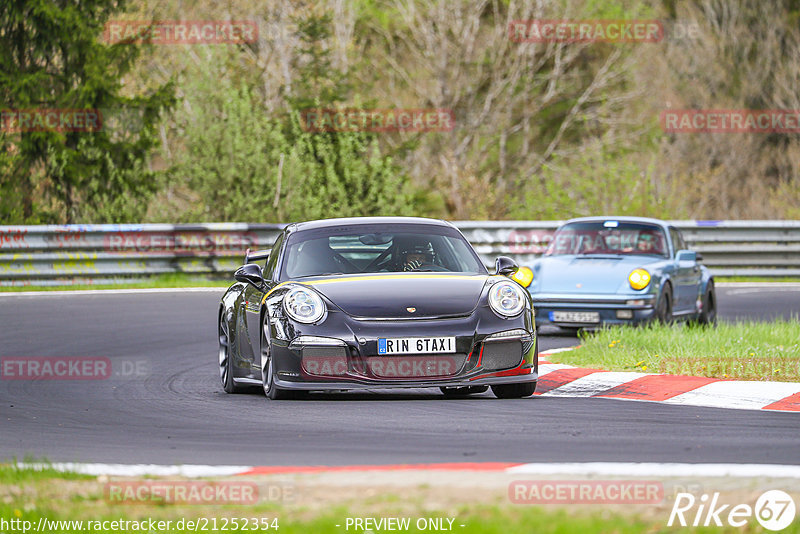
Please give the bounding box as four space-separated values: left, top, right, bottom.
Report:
283 286 326 323
489 281 526 317
511 266 534 288
628 269 651 290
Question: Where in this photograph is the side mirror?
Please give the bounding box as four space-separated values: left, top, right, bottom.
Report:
495 256 519 277
676 250 697 264
234 263 265 290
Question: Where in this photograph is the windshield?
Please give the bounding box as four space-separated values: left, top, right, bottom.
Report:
545 221 669 258
279 224 487 280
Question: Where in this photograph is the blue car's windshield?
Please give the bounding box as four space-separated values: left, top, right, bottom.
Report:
280 224 487 279
545 222 669 258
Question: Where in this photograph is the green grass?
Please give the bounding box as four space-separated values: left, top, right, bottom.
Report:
550 320 800 381
0 459 92 483
0 273 230 292
3 464 792 534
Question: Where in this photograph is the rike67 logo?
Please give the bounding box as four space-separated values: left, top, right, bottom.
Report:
669 490 796 531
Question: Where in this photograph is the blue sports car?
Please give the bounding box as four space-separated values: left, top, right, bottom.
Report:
517 217 716 329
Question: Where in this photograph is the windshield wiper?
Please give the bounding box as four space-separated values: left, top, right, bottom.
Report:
295 272 344 278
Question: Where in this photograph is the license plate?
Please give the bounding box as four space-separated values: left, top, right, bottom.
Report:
550 311 601 323
378 337 456 355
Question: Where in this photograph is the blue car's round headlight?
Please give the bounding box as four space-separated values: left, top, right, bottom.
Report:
283 286 326 323
489 281 526 317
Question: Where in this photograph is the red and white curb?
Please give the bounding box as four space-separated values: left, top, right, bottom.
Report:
15 461 800 478
537 348 800 412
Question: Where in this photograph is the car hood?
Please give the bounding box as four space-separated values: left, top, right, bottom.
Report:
303 273 489 318
531 255 663 294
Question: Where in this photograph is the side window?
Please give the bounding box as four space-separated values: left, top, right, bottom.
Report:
669 227 687 256
263 233 284 280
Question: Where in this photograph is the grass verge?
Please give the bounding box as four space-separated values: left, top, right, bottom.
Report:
548 320 800 381
3 463 795 534
0 273 230 292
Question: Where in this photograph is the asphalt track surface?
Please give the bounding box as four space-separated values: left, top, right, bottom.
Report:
0 285 798 466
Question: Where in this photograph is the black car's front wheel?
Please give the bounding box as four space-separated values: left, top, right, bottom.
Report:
219 312 245 393
260 318 303 400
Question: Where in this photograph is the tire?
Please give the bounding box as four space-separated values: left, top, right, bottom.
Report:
219 311 245 393
491 381 536 399
440 386 489 397
656 284 673 324
260 317 306 399
697 281 717 326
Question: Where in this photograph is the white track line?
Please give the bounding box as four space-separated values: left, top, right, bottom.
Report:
664 381 800 410
544 371 650 397
716 282 800 288
537 363 576 377
539 346 580 356
507 462 800 478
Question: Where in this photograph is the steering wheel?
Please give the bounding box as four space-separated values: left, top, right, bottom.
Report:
406 263 448 272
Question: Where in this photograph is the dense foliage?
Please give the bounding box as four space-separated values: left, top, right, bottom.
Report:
3 0 800 223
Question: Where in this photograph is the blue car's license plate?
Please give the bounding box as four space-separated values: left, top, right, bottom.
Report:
550 311 600 323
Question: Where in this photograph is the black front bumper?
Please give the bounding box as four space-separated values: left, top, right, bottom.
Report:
270 308 537 390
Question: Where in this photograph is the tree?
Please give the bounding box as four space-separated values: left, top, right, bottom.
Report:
0 0 174 223
164 13 414 223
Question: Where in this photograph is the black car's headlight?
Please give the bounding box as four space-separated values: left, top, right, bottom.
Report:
488 281 526 317
283 285 326 323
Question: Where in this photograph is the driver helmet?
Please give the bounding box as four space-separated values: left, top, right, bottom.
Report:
400 239 435 271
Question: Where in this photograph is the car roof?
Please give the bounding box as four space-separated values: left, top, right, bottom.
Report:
288 217 455 232
562 216 670 229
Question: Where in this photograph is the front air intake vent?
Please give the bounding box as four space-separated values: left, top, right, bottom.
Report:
481 340 523 371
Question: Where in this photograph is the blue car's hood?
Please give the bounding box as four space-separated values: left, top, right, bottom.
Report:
531 255 664 294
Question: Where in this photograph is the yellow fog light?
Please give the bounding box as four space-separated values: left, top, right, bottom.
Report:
511 266 534 288
628 269 651 290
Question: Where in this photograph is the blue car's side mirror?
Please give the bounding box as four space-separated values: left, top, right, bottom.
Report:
676 250 697 264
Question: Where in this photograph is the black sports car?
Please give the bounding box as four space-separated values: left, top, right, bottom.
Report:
218 217 537 399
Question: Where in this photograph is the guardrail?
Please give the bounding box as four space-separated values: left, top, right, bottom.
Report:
1 221 798 286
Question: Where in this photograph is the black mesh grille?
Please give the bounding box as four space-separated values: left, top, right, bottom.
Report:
301 347 349 377
481 341 523 371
